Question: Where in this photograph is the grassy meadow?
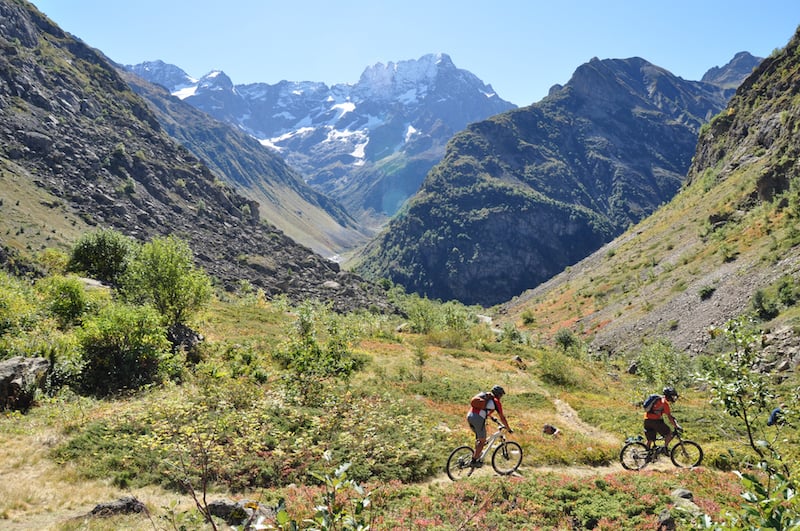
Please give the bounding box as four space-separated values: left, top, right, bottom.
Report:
2 269 799 530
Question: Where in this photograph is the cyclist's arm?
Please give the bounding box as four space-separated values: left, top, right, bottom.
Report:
667 413 681 431
494 402 512 432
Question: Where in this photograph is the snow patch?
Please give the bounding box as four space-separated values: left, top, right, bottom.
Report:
173 85 198 99
404 125 418 143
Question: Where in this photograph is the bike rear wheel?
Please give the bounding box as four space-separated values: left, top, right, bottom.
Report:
670 440 703 468
446 446 477 481
492 441 523 475
620 442 649 470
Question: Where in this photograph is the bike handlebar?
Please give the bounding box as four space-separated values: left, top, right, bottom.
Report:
489 417 512 433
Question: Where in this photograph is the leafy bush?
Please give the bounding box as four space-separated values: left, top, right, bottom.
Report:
273 302 364 405
752 289 779 320
0 271 39 342
67 228 137 285
78 302 171 396
554 328 579 352
37 275 89 328
698 284 716 300
538 349 579 387
120 235 211 330
635 338 695 389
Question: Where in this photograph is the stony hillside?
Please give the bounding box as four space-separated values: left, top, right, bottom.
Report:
119 69 369 258
0 0 391 313
503 31 800 357
354 57 738 306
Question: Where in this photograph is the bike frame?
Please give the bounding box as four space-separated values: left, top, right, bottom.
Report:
477 425 508 461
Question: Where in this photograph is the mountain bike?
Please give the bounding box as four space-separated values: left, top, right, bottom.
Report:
446 418 522 480
619 428 703 470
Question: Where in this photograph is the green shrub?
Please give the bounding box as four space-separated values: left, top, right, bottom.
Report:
78 302 170 396
38 275 88 327
0 271 39 341
698 284 716 300
273 302 364 405
538 349 579 387
120 235 211 329
752 289 779 320
67 229 137 285
634 338 697 390
554 328 578 352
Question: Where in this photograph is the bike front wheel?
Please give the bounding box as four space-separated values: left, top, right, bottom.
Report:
446 446 476 481
492 441 523 475
671 440 703 468
620 442 649 470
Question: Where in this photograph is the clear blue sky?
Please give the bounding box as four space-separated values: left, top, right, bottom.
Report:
28 0 800 106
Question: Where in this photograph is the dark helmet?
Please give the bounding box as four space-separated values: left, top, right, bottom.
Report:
663 386 679 401
491 385 505 398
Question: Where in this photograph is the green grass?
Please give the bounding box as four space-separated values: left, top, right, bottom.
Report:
1 273 800 529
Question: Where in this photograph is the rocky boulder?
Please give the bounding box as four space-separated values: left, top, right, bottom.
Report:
0 356 50 411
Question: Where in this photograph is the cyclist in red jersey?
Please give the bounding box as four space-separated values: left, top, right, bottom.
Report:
644 386 682 451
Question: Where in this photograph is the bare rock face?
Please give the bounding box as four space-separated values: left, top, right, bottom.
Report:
0 356 50 411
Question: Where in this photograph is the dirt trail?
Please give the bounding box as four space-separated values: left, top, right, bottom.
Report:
429 391 632 487
552 398 620 446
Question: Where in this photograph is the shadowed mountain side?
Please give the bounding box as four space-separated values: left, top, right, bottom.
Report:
353 57 733 306
503 35 800 355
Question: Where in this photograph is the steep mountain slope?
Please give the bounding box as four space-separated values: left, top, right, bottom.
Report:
503 33 800 355
129 55 516 227
354 57 737 306
0 0 391 313
119 70 368 258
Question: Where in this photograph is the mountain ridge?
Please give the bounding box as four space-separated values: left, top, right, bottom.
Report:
119 68 369 257
503 37 799 356
0 0 391 313
128 54 517 228
352 55 746 306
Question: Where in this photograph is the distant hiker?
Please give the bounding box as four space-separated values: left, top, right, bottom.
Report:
467 385 513 465
767 404 786 426
542 423 560 436
643 387 681 451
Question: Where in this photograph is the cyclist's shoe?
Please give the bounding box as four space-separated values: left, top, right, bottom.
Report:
470 459 484 468
659 446 669 455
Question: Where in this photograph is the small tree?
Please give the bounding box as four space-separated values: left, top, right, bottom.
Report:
693 316 800 528
78 302 170 396
636 338 694 389
38 275 88 328
273 302 362 405
67 228 137 285
121 235 212 330
701 316 776 465
554 328 578 352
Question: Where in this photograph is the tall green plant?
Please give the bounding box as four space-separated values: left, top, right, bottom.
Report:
636 338 695 389
78 302 170 396
695 316 800 529
273 303 363 405
67 228 137 285
700 316 776 465
37 275 89 328
121 235 212 330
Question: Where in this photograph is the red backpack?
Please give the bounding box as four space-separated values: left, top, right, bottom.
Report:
470 392 491 410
